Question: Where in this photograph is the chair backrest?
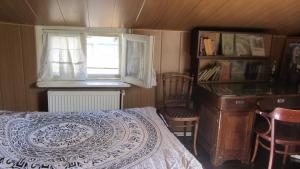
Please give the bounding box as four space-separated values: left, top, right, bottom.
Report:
162 72 193 107
270 108 300 123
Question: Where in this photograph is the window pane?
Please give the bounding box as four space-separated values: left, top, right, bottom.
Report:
86 36 119 77
126 40 145 80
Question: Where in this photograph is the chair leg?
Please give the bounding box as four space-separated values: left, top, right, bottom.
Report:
193 120 199 156
268 141 275 169
251 135 259 163
282 145 289 165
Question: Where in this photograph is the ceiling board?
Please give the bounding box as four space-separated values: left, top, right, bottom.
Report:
176 0 300 34
26 0 65 25
87 0 116 27
58 0 88 26
0 0 300 34
0 0 35 24
155 0 201 29
113 0 144 28
134 0 169 28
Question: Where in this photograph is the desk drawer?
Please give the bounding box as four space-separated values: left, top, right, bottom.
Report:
258 96 300 110
220 98 257 111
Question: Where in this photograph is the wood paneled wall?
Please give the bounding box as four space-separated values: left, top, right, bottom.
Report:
0 23 191 111
0 23 47 111
0 23 289 111
124 29 191 108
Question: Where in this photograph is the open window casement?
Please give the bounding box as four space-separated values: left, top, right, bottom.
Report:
121 34 156 88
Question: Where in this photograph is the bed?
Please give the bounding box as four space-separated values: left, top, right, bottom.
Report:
0 107 203 169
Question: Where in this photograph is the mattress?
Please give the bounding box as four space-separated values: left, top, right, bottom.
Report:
0 107 203 169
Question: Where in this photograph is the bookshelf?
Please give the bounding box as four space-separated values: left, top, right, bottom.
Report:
190 28 272 84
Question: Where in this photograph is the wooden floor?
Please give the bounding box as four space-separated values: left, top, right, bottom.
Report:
178 136 300 169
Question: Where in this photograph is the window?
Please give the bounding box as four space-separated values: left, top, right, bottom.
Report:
36 26 156 88
86 36 120 78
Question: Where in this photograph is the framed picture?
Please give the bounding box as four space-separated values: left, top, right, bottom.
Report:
280 37 300 84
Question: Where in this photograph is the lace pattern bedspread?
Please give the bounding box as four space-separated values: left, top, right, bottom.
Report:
0 107 203 169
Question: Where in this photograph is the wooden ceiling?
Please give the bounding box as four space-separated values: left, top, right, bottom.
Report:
0 0 300 34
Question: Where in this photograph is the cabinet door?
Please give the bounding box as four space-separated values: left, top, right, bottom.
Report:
199 105 219 154
217 111 255 163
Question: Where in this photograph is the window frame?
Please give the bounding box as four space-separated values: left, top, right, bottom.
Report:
35 26 156 89
35 26 127 81
121 34 155 88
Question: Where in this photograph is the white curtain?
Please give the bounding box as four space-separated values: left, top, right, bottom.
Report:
38 32 86 81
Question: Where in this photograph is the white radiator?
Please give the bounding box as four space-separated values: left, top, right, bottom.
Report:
48 90 123 112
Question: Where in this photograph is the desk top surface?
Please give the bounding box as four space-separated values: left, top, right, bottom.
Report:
197 83 300 97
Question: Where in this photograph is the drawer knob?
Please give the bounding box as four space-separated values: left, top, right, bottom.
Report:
277 98 285 104
235 100 245 105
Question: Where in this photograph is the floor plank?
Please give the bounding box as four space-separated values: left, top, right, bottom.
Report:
177 136 300 169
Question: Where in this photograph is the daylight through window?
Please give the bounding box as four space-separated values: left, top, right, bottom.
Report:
86 36 120 78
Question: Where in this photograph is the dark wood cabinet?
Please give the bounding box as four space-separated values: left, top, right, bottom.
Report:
190 28 300 166
194 84 300 166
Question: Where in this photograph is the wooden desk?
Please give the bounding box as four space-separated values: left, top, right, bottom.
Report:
194 83 300 166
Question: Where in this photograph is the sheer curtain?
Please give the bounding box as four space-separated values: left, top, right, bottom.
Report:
38 32 86 81
122 34 156 88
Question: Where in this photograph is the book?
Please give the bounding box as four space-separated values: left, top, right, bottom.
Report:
250 35 265 56
221 33 234 56
200 32 220 55
198 62 221 81
198 37 205 56
235 34 251 56
231 61 246 81
220 61 231 80
212 64 222 81
204 38 214 56
245 62 261 80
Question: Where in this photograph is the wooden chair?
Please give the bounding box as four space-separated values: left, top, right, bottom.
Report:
251 108 300 169
162 72 200 155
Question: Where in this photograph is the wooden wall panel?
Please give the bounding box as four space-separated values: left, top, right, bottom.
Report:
20 25 47 111
161 31 181 73
179 32 191 73
0 24 27 111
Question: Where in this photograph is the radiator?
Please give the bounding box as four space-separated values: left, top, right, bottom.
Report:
48 90 123 112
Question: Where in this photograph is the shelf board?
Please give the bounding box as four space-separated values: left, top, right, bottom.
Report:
197 55 269 60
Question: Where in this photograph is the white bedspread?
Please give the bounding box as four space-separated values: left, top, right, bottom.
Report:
0 107 203 169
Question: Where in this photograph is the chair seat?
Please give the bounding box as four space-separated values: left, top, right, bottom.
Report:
164 107 199 121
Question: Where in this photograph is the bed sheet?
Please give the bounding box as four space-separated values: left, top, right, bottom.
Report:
0 107 203 169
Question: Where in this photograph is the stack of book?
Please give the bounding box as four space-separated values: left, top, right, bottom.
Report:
198 61 231 82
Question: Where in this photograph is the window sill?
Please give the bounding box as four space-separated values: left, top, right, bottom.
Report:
36 80 131 88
